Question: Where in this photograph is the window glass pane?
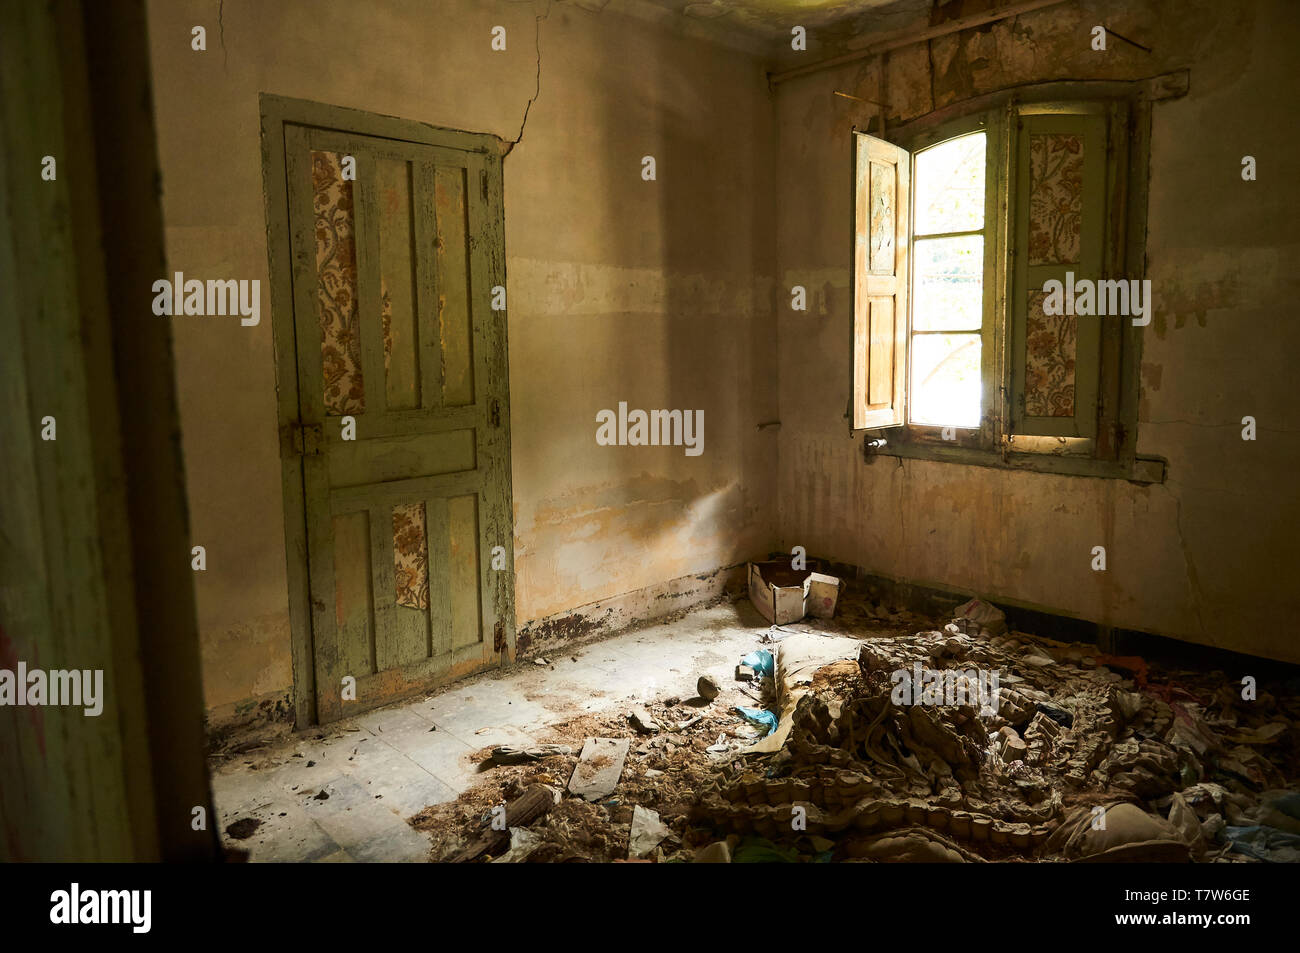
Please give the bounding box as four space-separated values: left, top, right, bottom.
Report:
911 333 981 427
913 235 983 331
914 133 985 235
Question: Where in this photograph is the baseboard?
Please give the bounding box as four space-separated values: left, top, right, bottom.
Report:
515 561 750 659
821 560 1300 677
203 560 755 751
204 689 295 755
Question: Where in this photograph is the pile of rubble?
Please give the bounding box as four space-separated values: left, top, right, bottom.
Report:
420 595 1300 863
691 601 1300 862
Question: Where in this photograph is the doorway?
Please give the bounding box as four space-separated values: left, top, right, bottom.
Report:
260 96 515 727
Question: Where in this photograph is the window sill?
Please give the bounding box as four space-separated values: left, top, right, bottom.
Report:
861 436 1166 484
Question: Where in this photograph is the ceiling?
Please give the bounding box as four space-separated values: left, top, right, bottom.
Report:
639 0 933 43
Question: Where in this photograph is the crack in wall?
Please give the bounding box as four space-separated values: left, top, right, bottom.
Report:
504 0 552 156
1145 417 1291 434
216 0 228 69
1168 487 1214 648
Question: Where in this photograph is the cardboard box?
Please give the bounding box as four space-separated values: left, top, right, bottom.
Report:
747 559 842 624
806 572 843 619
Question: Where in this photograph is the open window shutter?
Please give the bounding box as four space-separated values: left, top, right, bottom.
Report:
852 132 910 430
1010 109 1111 438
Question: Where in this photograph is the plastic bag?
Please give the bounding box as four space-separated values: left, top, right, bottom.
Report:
741 649 774 679
734 705 778 737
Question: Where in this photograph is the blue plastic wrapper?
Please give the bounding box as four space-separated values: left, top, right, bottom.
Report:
741 649 774 678
1222 792 1300 862
1223 824 1300 862
734 705 778 737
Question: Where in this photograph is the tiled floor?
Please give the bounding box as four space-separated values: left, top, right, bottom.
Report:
210 599 777 862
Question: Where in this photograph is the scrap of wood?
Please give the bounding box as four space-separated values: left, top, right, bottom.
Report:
489 743 573 765
449 784 556 863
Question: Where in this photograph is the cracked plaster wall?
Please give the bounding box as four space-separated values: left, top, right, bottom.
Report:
146 0 1300 734
146 0 778 721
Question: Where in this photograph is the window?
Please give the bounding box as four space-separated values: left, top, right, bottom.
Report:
910 131 986 428
851 89 1163 482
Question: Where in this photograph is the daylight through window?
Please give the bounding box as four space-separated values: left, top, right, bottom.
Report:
909 132 986 428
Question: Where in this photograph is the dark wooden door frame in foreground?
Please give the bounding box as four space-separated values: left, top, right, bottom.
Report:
1 0 215 861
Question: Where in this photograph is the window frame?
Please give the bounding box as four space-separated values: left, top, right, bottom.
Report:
852 78 1174 484
900 108 1005 453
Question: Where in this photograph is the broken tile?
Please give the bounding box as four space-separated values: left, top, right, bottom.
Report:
568 737 630 802
628 709 660 734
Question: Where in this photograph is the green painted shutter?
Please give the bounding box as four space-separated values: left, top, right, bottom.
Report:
1009 107 1112 438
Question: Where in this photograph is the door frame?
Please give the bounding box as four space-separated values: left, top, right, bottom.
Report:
259 94 515 728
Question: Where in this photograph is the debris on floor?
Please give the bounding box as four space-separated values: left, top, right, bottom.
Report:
741 649 774 679
446 783 558 863
628 709 661 735
693 840 732 863
413 588 1300 863
567 737 630 802
748 559 809 624
224 818 262 840
697 675 721 701
806 572 843 619
628 805 670 858
952 596 1007 635
733 706 779 736
491 826 545 863
748 557 843 625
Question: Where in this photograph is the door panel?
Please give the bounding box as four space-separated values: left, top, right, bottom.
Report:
376 156 421 411
279 119 512 724
434 165 476 407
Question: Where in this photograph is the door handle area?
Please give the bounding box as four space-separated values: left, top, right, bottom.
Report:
289 422 325 455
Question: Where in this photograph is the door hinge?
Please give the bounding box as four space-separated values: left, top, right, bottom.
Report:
490 398 501 428
290 422 325 455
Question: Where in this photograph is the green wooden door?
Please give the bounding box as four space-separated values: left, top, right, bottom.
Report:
279 120 513 724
